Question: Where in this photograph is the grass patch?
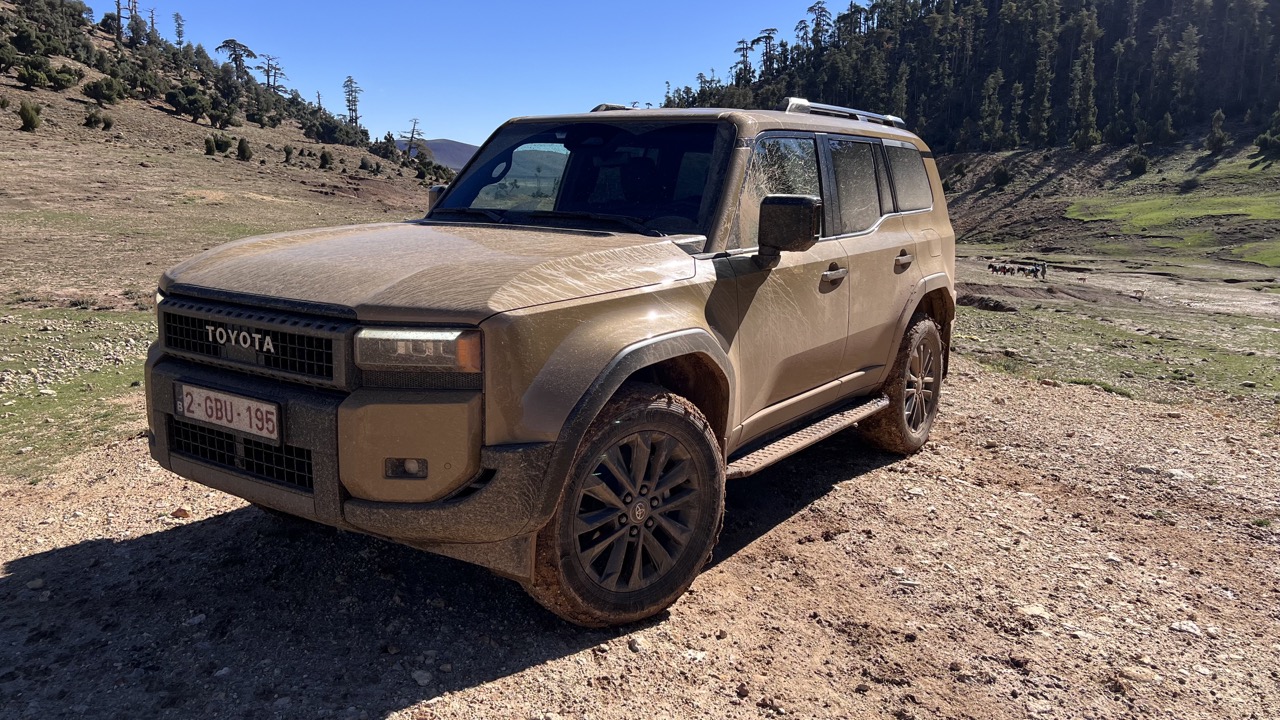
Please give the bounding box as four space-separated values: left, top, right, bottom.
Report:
1232 240 1280 268
1067 194 1280 232
1250 518 1272 528
0 308 153 482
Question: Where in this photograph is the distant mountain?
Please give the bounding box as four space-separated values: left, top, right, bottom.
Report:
395 138 478 171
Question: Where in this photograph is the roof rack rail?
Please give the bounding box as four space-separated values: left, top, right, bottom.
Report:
779 97 906 129
590 103 635 112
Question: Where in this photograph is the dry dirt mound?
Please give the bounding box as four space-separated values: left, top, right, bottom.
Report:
2 357 1277 719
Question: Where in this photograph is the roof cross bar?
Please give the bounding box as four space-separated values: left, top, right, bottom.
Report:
779 97 906 129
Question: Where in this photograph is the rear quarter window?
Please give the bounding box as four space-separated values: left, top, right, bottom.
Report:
885 145 932 212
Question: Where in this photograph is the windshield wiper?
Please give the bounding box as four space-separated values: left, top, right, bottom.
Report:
522 210 664 237
431 207 507 224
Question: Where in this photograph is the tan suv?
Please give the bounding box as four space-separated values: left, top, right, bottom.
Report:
146 98 955 626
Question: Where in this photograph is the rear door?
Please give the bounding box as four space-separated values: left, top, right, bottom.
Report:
825 136 923 387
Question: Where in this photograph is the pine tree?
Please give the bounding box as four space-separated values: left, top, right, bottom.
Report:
1204 108 1229 153
980 69 1005 149
343 76 362 127
172 12 184 45
1068 9 1102 151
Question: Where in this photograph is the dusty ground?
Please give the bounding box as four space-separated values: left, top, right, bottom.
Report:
2 357 1278 720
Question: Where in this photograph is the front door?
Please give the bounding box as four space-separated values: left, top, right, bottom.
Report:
716 134 851 442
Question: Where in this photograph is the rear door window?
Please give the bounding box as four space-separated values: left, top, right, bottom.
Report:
885 144 932 212
828 139 882 235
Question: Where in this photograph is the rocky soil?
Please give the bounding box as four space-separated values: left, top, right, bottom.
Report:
2 357 1277 720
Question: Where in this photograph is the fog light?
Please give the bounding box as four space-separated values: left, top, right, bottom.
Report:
385 458 428 479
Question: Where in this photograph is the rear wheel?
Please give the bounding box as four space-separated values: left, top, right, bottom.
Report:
861 314 944 455
525 383 725 627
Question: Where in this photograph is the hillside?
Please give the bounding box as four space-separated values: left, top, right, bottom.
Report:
423 138 478 171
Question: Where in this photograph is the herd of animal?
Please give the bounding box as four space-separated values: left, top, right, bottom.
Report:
988 262 1049 280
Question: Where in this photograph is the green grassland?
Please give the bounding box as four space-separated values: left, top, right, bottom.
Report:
0 308 153 481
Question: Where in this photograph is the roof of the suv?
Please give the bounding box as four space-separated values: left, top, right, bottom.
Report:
506 106 931 152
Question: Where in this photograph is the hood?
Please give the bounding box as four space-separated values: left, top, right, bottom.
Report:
161 222 698 324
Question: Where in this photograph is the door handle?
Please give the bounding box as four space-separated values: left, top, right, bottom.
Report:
894 253 914 268
821 267 849 282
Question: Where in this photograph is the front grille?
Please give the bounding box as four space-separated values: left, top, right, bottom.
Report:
170 418 314 491
161 298 350 387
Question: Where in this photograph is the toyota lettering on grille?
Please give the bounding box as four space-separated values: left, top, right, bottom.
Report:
205 324 277 354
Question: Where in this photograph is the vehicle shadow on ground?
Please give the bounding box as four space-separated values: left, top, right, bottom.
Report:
0 432 893 720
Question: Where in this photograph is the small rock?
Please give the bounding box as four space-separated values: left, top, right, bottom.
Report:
1069 630 1095 640
185 614 206 626
1241 381 1257 388
1119 666 1159 683
25 578 45 590
854 683 870 694
1105 553 1122 564
1017 604 1052 620
171 507 192 519
411 670 433 687
38 388 56 396
627 637 647 653
1039 378 1060 387
736 682 751 698
438 663 453 673
715 629 728 640
906 487 926 496
1025 699 1055 715
272 697 291 708
1170 620 1202 637
214 667 231 678
983 439 1000 449
1164 411 1183 418
16 447 33 455
1133 465 1159 475
1165 469 1194 481
1204 626 1221 639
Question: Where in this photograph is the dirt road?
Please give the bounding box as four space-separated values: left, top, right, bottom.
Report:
3 357 1276 720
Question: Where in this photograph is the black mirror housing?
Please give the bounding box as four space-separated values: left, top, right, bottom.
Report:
426 185 448 213
758 194 821 255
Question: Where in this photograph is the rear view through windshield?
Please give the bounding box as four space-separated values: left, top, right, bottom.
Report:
434 121 730 236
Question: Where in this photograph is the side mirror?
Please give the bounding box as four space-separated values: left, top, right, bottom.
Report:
758 194 821 260
425 185 448 213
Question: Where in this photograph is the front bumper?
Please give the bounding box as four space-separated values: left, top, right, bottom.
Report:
146 353 555 552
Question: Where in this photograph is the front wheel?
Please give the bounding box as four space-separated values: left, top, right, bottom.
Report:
524 383 725 627
861 314 944 455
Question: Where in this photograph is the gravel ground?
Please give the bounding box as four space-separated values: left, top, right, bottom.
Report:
2 357 1277 720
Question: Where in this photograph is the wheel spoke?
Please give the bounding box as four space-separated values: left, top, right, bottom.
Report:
647 435 675 485
652 458 691 496
575 506 620 536
654 512 693 546
642 530 674 573
627 536 645 588
600 446 636 495
581 473 627 511
626 434 652 489
598 533 630 590
582 524 628 566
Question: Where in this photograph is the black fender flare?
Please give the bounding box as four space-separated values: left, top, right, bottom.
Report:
520 328 734 534
877 273 955 378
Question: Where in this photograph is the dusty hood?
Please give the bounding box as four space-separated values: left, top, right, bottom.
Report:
161 222 698 324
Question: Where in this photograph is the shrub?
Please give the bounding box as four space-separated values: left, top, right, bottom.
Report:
47 64 85 92
1125 151 1149 176
1179 176 1201 193
84 108 103 128
319 149 334 169
18 101 41 132
283 146 295 164
359 156 372 171
0 95 8 110
1204 108 1230 154
992 166 1012 187
212 134 233 153
0 40 17 74
101 115 114 131
15 66 49 89
83 77 127 106
204 137 216 155
236 137 252 162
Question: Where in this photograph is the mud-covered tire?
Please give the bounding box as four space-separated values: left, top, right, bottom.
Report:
861 314 944 455
524 383 725 627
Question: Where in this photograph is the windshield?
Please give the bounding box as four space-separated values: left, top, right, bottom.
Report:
432 120 732 236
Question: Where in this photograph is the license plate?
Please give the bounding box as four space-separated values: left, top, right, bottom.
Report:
175 383 280 441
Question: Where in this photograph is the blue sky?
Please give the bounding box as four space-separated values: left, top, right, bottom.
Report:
114 1 820 146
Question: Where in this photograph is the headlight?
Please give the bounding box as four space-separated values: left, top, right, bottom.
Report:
354 328 481 373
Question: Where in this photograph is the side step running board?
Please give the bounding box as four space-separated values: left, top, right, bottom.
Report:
725 395 889 480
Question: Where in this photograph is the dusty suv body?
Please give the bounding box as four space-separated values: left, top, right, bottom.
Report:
146 99 955 626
